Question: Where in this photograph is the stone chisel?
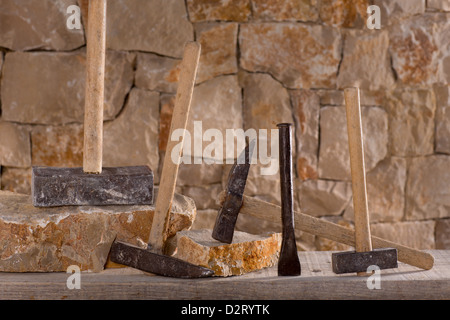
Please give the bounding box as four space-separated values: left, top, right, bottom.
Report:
109 42 214 278
277 123 301 276
31 0 153 207
331 87 398 275
211 138 255 243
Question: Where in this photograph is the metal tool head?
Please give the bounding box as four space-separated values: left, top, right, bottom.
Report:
211 139 256 243
331 248 398 274
32 166 154 207
109 240 214 278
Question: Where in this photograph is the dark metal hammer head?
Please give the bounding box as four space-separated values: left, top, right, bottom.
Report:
332 248 398 274
109 240 214 278
211 139 256 243
32 166 154 207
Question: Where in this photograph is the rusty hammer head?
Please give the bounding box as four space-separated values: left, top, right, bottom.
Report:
211 139 256 243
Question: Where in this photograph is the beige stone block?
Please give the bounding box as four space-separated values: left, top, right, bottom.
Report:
195 23 238 83
434 85 450 154
344 157 407 223
181 184 223 210
0 0 84 51
374 0 425 26
371 221 435 250
337 29 395 91
186 0 251 22
103 88 160 174
385 88 436 157
291 90 319 180
191 209 217 230
135 53 181 93
251 0 318 22
390 13 450 85
406 155 450 220
186 75 243 161
298 179 352 217
427 0 450 11
0 189 196 272
31 124 83 168
106 0 193 58
176 229 281 277
0 122 31 168
436 219 450 249
1 50 134 124
0 167 31 195
318 0 369 28
239 23 341 89
318 106 388 181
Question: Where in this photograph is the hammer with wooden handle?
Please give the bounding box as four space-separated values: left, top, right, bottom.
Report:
331 87 398 275
32 0 153 207
217 193 434 271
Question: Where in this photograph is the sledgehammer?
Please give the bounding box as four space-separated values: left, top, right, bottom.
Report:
31 0 153 207
331 87 398 275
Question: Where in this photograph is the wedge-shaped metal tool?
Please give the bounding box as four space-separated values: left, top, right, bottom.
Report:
332 87 398 275
109 42 214 278
277 123 301 276
212 139 255 243
31 0 153 207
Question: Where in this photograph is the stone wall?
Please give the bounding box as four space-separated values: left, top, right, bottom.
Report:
0 0 449 251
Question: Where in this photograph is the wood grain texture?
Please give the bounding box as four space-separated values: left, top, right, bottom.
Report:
83 0 107 174
0 250 447 300
148 42 201 254
234 194 434 270
344 87 372 254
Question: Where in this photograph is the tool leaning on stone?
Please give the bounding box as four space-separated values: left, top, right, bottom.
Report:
31 0 153 207
109 41 214 278
331 87 398 275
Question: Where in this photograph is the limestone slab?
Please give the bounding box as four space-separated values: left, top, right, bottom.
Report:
0 0 85 51
337 29 395 91
0 188 196 272
390 13 450 85
251 0 318 22
1 50 134 125
186 0 251 22
31 124 83 168
135 53 181 94
103 88 160 175
106 0 193 58
374 0 425 26
385 88 436 157
434 85 450 154
406 155 450 221
318 106 388 181
290 89 320 180
239 23 342 89
436 219 450 249
0 122 31 168
318 0 369 28
176 229 281 277
428 0 450 11
195 23 238 84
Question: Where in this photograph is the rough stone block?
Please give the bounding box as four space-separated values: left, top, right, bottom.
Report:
0 189 196 272
251 0 318 22
436 219 450 249
318 0 369 28
1 50 134 125
0 0 85 51
0 122 31 168
176 229 281 277
239 23 341 89
186 0 251 22
106 0 193 57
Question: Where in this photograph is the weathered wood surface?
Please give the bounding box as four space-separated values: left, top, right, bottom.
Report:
0 250 448 300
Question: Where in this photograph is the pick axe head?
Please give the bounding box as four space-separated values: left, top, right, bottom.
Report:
211 139 256 243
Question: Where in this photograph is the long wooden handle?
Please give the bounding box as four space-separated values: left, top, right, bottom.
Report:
83 0 107 174
231 193 434 270
344 87 372 253
148 42 201 254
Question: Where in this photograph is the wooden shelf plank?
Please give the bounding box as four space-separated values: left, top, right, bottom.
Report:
0 250 448 300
